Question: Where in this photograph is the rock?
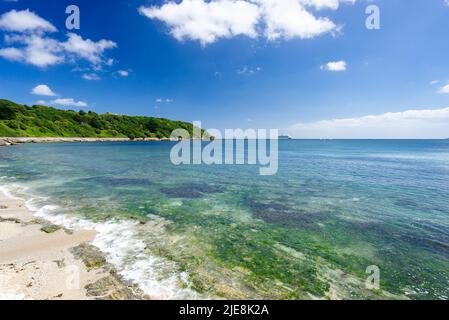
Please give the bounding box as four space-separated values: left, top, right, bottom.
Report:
70 243 107 270
85 276 148 300
0 217 22 224
40 224 62 234
0 139 11 147
70 243 149 300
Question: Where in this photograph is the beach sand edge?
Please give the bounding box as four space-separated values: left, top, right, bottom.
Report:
0 189 148 300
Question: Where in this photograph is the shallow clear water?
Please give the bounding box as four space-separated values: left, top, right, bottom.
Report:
1 140 449 299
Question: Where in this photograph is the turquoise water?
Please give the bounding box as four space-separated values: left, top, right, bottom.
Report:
1 140 449 299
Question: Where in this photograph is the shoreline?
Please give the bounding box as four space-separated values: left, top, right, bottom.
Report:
0 137 175 146
0 188 148 300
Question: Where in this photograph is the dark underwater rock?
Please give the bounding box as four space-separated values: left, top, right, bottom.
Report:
246 198 328 229
78 176 153 187
161 183 224 199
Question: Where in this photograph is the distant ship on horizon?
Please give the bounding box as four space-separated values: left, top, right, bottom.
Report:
279 135 293 140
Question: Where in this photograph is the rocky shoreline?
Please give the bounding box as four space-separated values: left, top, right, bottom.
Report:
0 188 149 300
0 137 175 146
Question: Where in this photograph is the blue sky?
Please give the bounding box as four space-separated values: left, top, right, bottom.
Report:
1 0 449 138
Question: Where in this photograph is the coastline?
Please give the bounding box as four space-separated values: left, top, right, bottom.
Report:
0 137 174 146
0 188 148 300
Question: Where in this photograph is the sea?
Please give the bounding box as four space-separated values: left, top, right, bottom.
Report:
1 140 448 299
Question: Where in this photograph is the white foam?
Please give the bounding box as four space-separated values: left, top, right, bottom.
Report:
2 183 197 300
92 221 196 299
0 184 24 200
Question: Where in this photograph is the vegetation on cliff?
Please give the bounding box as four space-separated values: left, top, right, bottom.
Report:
0 99 195 139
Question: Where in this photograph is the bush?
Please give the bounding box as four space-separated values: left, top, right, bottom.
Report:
6 120 20 129
0 105 17 120
0 99 199 138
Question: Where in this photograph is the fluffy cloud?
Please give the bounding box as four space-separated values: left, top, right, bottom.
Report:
32 85 88 108
8 34 64 67
139 0 260 45
321 60 346 71
0 9 57 33
1 32 117 68
31 84 56 96
62 33 117 65
438 84 449 94
140 0 353 45
0 10 116 68
52 98 87 108
0 47 23 61
299 0 340 10
288 107 449 139
259 0 337 40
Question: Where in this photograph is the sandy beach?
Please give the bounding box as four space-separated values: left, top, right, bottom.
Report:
0 189 147 300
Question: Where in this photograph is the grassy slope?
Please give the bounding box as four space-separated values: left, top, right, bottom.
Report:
0 99 195 139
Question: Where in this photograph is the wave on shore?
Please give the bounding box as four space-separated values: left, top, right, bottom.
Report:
0 180 197 300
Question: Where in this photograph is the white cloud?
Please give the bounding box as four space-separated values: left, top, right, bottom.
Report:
0 9 56 33
30 85 89 108
321 60 346 71
299 0 340 10
52 98 88 108
438 84 449 94
0 47 23 61
31 84 56 96
117 70 129 77
259 0 337 40
0 10 116 68
82 73 101 81
0 32 116 68
17 35 63 67
289 107 449 139
139 0 260 45
62 32 117 65
140 0 352 45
